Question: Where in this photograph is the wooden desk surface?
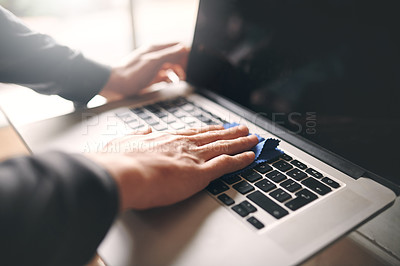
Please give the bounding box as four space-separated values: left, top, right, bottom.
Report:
0 108 29 160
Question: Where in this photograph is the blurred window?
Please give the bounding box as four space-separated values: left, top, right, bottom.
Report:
131 0 198 47
0 0 198 63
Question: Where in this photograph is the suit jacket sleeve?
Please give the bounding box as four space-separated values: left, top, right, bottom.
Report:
0 152 119 266
0 6 111 104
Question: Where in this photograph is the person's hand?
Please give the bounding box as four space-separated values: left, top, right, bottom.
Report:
99 43 188 101
87 125 258 211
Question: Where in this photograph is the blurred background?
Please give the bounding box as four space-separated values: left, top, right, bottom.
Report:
0 0 198 64
0 0 198 124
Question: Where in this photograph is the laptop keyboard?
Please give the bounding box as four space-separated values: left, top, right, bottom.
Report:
115 97 342 231
116 97 226 132
207 153 341 230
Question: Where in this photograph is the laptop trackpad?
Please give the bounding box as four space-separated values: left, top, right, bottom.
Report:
98 191 230 265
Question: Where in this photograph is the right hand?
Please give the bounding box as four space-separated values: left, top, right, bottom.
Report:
99 43 188 101
87 125 258 211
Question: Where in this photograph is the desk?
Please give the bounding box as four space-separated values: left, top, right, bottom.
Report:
0 108 29 160
0 89 399 266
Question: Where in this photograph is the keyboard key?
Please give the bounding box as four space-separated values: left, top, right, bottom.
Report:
115 112 132 118
285 189 318 211
233 180 255 195
306 168 323 179
197 115 213 124
290 160 307 170
217 193 235 206
153 110 168 118
165 106 179 113
269 188 292 203
120 116 137 123
204 120 218 125
247 217 265 229
145 104 161 113
254 162 273 174
161 115 177 124
152 123 168 131
302 177 332 195
240 200 257 213
170 97 188 106
130 107 145 114
127 121 144 130
137 112 151 120
221 174 241 185
170 122 186 130
158 101 169 108
232 204 249 217
272 160 293 172
187 108 204 117
267 156 281 163
180 116 198 125
321 177 340 189
266 170 286 183
280 179 302 193
281 154 293 161
211 113 224 122
206 180 229 195
287 168 308 181
181 103 195 112
247 191 289 219
203 110 214 117
172 110 187 118
189 120 205 128
143 117 159 126
255 179 276 192
241 169 262 182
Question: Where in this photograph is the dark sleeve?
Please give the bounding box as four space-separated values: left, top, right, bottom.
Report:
0 6 111 104
0 152 119 266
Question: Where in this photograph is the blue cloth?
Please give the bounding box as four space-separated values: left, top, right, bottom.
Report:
223 123 283 176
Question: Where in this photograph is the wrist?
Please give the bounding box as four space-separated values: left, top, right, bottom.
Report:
84 153 142 212
99 68 124 101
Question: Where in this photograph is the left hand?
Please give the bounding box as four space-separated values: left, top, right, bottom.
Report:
99 43 188 101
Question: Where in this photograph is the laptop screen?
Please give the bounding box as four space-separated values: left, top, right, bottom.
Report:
187 0 400 185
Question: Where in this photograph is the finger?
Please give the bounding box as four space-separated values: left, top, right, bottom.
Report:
151 67 185 85
138 42 180 54
149 43 189 68
161 63 186 81
150 69 170 84
171 125 224 136
171 65 186 80
199 135 259 161
190 125 250 146
202 151 256 181
165 69 180 84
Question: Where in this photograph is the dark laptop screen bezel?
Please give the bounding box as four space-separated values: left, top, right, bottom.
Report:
186 0 400 190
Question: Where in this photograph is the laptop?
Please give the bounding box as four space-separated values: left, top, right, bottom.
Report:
13 0 399 265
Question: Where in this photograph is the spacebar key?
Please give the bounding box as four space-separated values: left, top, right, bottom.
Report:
247 191 289 219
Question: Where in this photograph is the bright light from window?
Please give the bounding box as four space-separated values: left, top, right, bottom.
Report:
132 0 198 47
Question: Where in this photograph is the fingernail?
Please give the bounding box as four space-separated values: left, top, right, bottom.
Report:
249 135 259 141
246 151 256 159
